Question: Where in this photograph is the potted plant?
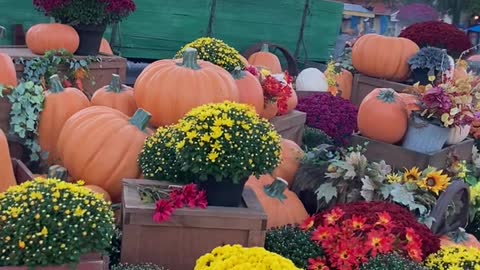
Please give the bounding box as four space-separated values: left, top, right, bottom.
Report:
33 0 136 55
408 47 451 85
0 177 115 269
174 101 282 207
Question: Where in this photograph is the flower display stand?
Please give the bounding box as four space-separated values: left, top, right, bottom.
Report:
351 73 410 106
0 253 108 270
121 179 267 270
350 134 474 170
12 158 34 184
270 110 306 146
0 47 127 96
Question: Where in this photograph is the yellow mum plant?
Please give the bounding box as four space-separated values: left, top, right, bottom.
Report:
194 244 300 270
175 37 246 72
424 246 480 269
175 101 281 183
0 178 115 267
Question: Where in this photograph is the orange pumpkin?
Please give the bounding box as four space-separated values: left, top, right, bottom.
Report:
272 139 304 187
38 75 90 164
99 38 114 55
246 175 309 229
57 106 152 202
337 69 353 100
352 34 419 82
439 229 480 249
248 44 282 74
0 129 16 193
398 93 421 116
91 74 137 117
357 88 408 144
84 185 112 202
232 67 264 115
134 48 239 127
26 24 79 55
0 53 17 87
262 101 278 120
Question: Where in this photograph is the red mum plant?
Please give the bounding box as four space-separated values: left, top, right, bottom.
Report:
306 207 424 270
254 67 293 115
399 21 471 58
34 0 136 25
313 201 440 260
153 184 207 223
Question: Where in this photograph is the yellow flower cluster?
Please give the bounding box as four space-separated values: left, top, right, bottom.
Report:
386 166 450 196
471 182 480 206
195 244 301 270
0 178 115 267
425 246 480 270
175 37 246 72
325 61 340 87
175 101 281 183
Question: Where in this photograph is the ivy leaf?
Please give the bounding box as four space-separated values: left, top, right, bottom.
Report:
418 216 435 228
380 184 394 199
360 176 375 201
315 182 338 203
408 202 427 215
390 184 415 205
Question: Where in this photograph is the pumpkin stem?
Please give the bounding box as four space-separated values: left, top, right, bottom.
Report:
261 43 270 53
263 177 288 202
231 66 246 80
129 109 152 131
377 88 398 103
178 48 201 70
106 74 124 93
49 75 65 93
47 165 69 181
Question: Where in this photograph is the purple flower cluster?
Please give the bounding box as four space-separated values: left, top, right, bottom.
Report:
422 87 452 114
100 0 136 14
297 93 358 145
33 0 70 13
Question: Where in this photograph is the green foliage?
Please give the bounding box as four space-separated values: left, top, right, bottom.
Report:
337 47 356 73
5 82 45 163
108 227 122 268
302 127 334 150
409 47 451 72
265 225 324 269
111 263 168 270
360 254 427 270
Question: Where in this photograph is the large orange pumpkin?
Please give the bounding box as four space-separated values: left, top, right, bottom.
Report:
246 175 309 229
0 53 17 87
248 44 282 74
352 34 419 82
357 88 408 144
272 139 304 187
38 75 90 164
26 24 79 55
0 129 16 193
99 38 114 55
134 48 239 127
232 67 264 115
57 106 152 202
91 74 137 117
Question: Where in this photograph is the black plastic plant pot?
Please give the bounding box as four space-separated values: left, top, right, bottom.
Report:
74 24 107 56
197 176 247 207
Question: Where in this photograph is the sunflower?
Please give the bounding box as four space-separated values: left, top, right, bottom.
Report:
418 170 451 195
403 167 421 182
386 173 403 183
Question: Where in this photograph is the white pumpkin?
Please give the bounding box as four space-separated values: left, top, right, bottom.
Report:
295 68 328 92
443 55 455 81
446 125 471 145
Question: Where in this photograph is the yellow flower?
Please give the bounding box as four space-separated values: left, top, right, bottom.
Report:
418 170 450 195
74 206 86 217
386 173 403 183
18 240 25 249
77 180 85 186
208 151 219 162
176 140 185 150
403 167 421 182
210 126 223 139
39 227 48 237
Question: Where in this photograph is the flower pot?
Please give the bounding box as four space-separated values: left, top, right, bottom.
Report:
446 125 471 145
402 115 450 154
261 101 278 120
73 24 107 56
197 176 248 207
411 68 434 86
0 253 107 270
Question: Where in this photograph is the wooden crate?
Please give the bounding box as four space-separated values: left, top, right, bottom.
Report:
351 74 410 106
350 134 474 170
12 158 34 184
0 47 127 96
0 253 107 270
270 110 306 146
121 179 267 270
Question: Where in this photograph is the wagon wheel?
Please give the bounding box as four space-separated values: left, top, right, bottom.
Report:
243 42 299 76
429 180 470 236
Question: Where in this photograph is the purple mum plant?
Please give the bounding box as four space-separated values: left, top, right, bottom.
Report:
297 93 358 145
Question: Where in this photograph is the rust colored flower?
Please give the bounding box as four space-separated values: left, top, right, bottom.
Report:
301 216 316 231
366 230 394 257
323 207 345 225
308 257 330 270
375 212 392 228
349 215 368 230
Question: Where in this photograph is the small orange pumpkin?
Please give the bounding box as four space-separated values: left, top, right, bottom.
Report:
337 69 353 100
26 24 79 55
99 38 114 55
0 129 16 193
0 53 17 87
57 106 152 202
272 139 304 187
357 88 408 144
246 175 309 229
38 75 90 164
91 74 137 117
439 228 480 249
352 34 419 82
398 93 421 116
262 101 278 120
232 67 264 115
248 44 282 74
134 48 239 127
285 90 298 115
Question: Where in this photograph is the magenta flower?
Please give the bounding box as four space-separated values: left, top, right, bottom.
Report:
422 87 452 114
